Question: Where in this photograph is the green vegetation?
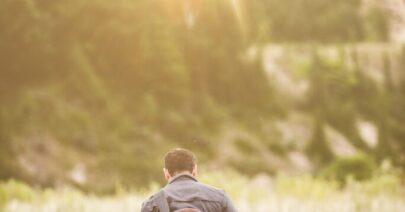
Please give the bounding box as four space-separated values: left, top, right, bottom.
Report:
321 153 375 185
1 169 404 212
0 0 404 201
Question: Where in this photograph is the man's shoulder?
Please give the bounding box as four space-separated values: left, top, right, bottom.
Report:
195 182 226 196
195 183 236 211
141 189 169 212
190 182 228 202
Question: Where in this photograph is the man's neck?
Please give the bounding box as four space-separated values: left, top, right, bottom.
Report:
168 171 196 184
172 171 192 177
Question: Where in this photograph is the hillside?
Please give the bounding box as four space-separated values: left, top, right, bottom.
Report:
0 0 404 192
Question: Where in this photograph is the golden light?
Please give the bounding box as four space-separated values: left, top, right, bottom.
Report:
229 0 247 37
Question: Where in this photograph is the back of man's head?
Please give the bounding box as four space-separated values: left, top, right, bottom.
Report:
165 148 196 176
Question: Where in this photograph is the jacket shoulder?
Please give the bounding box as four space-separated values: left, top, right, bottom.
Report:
141 194 155 212
195 182 228 200
141 189 168 212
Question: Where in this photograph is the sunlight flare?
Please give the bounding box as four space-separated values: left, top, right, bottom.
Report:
229 0 247 37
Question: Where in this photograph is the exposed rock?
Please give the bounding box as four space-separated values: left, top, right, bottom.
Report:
69 163 87 185
262 45 310 102
275 112 313 150
324 125 357 156
366 0 405 43
287 151 313 173
356 119 378 148
263 44 404 92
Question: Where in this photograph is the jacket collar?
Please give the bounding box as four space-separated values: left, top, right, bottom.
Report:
168 173 198 184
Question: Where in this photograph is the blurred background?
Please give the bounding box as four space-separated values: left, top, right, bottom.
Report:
0 0 405 210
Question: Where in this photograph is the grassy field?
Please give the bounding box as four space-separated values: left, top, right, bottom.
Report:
1 170 404 212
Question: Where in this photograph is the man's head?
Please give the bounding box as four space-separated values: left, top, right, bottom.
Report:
163 148 197 181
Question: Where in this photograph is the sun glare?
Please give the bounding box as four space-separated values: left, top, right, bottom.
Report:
229 0 247 37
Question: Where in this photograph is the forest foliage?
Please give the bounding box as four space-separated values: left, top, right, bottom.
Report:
0 0 403 192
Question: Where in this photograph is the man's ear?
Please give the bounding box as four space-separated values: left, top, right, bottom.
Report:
192 164 198 177
163 168 171 181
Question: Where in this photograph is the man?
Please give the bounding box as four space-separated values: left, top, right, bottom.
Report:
141 148 237 212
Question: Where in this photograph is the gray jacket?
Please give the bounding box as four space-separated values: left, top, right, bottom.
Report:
141 174 237 212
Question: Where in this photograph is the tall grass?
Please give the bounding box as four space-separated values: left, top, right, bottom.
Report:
1 170 404 212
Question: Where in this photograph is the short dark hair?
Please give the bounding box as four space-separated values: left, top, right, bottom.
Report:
164 148 196 176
